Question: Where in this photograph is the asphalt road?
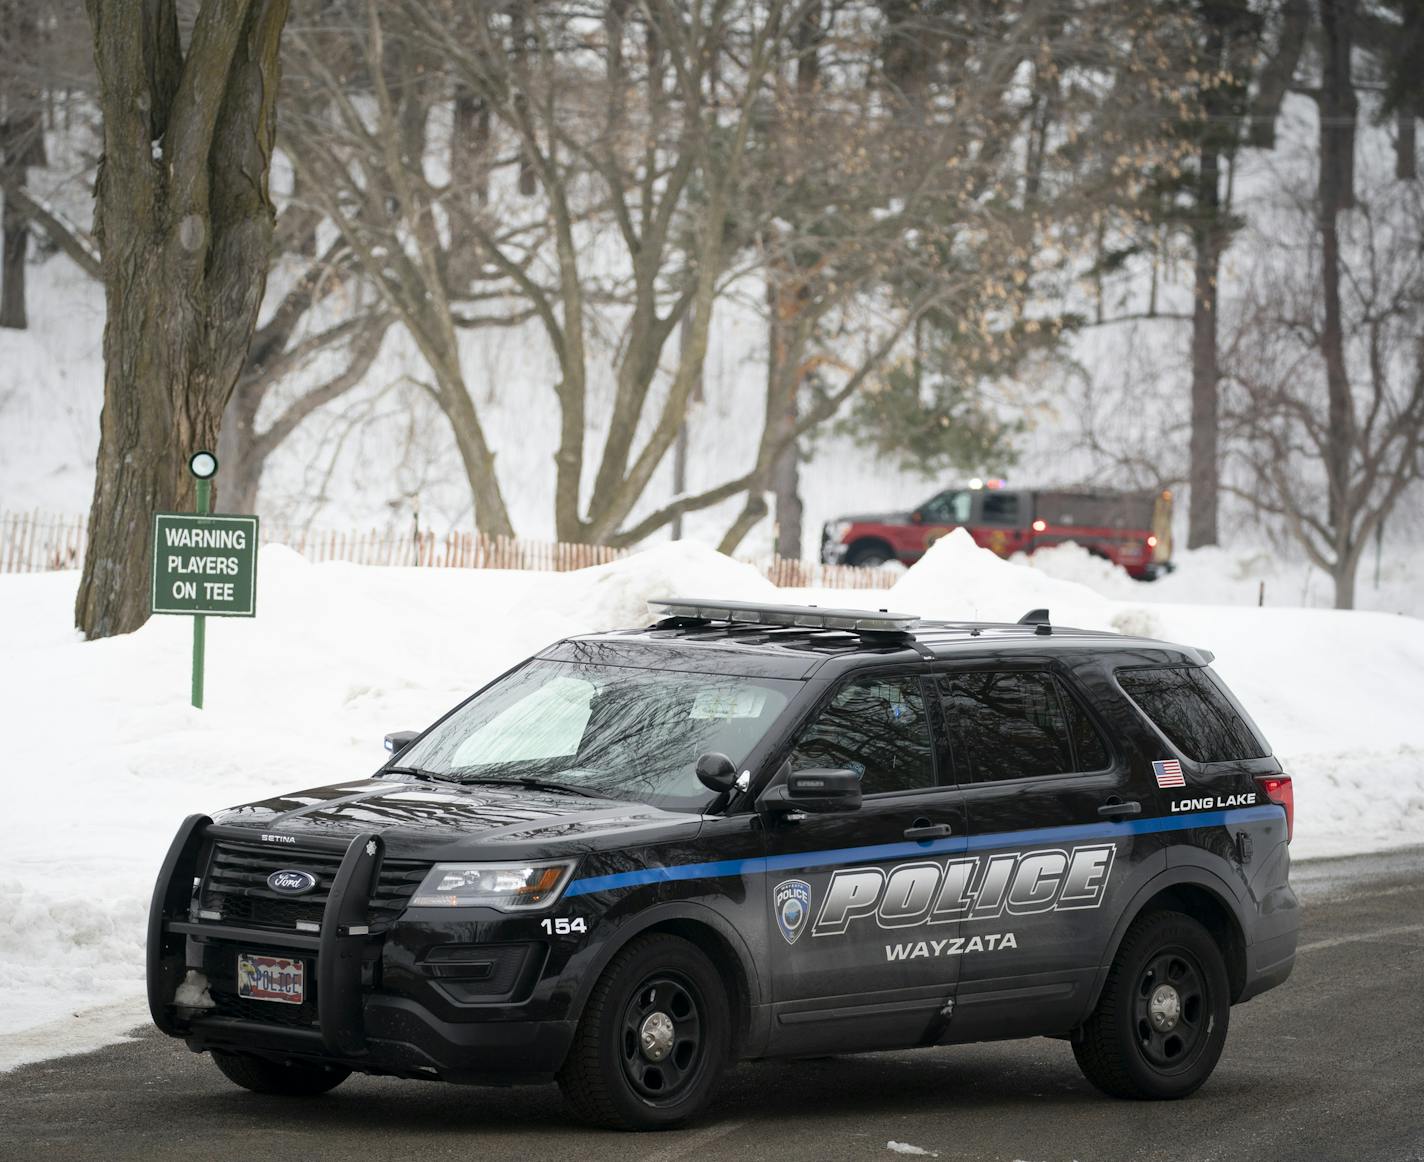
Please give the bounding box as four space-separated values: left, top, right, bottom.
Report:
2 848 1422 1162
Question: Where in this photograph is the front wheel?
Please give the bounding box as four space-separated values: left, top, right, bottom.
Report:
1072 911 1230 1100
845 543 892 568
211 1050 350 1096
558 934 730 1130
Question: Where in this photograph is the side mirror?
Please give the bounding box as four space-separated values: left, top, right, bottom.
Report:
911 510 924 524
695 751 738 793
760 767 863 814
384 730 419 758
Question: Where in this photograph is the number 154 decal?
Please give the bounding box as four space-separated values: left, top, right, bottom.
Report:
540 917 588 935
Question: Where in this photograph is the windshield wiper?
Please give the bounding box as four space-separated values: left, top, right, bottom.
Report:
383 765 448 782
456 775 612 799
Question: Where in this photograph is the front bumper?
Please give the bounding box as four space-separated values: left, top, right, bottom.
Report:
147 816 577 1083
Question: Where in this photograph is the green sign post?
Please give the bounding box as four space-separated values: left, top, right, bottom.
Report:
150 451 259 708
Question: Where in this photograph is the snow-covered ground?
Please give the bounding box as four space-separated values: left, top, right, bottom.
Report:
1 534 1421 1072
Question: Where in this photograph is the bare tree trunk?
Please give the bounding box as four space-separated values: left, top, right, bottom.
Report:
435 354 515 537
767 281 803 559
1188 140 1223 549
0 1 45 331
217 380 261 514
670 424 688 541
1398 110 1417 181
509 7 537 197
1332 553 1357 610
717 493 769 556
76 0 289 639
670 311 702 541
0 179 27 329
1318 0 1356 560
455 87 490 197
768 2 820 563
770 434 802 558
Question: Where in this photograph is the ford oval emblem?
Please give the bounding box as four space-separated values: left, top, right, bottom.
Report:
267 869 318 895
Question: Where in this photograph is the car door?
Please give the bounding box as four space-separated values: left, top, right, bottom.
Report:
915 490 972 559
970 490 1031 558
760 670 969 1056
932 659 1139 1042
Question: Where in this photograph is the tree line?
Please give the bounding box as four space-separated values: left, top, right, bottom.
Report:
0 0 1419 635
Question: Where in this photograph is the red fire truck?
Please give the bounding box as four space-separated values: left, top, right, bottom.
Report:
819 483 1174 579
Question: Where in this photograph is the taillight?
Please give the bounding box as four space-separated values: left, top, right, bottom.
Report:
1255 774 1294 842
1032 519 1047 532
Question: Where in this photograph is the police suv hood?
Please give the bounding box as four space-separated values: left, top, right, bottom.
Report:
211 776 701 861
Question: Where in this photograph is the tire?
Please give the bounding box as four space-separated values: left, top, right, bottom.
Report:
211 1050 351 1096
1073 910 1230 1100
846 542 892 568
557 934 731 1130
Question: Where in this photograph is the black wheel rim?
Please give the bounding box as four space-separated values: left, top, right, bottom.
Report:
1133 945 1210 1071
619 971 705 1104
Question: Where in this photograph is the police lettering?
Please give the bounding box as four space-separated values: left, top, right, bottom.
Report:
1169 792 1257 813
813 843 1116 937
884 932 1018 960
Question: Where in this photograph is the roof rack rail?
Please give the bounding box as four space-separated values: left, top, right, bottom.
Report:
1017 608 1052 635
648 597 919 635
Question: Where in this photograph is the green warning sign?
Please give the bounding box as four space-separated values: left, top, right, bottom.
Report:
150 512 259 617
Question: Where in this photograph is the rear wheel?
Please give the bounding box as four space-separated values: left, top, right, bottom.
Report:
1072 911 1230 1100
558 934 730 1130
211 1050 350 1096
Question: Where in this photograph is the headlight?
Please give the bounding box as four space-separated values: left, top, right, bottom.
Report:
410 860 575 910
825 520 851 543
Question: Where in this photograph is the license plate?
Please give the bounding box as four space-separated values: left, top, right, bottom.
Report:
237 953 305 1005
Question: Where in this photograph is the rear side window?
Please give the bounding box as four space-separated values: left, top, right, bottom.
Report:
790 675 935 795
939 671 1110 783
1117 667 1267 763
980 493 1021 525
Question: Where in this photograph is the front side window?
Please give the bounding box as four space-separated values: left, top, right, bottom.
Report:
1117 666 1267 764
789 675 935 795
396 660 798 810
939 670 1109 782
920 490 972 524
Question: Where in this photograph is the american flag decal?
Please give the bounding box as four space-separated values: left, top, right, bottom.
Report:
1153 759 1186 788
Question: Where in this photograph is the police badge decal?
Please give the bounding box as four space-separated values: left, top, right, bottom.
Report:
774 879 811 945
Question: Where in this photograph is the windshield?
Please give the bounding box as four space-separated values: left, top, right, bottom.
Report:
394 659 799 811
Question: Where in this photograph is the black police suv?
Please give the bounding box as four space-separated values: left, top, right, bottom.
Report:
147 598 1298 1129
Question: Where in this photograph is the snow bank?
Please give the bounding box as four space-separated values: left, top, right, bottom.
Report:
890 528 1116 628
1022 539 1424 619
1 536 1421 1068
548 539 777 630
0 540 769 1065
888 528 1166 640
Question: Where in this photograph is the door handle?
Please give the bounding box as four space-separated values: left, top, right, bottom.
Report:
904 822 953 840
1098 800 1142 818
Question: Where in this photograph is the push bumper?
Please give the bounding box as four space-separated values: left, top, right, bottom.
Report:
146 815 576 1083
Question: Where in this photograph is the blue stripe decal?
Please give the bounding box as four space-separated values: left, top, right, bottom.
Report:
562 805 1282 898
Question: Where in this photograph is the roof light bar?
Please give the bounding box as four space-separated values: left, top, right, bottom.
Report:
648 597 919 634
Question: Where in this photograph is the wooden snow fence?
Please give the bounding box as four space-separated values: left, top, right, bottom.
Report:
0 510 901 591
0 511 88 573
